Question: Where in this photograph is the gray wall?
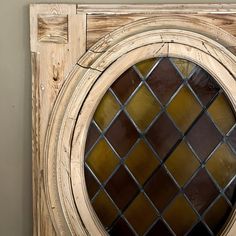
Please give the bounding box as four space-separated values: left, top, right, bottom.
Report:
0 0 236 235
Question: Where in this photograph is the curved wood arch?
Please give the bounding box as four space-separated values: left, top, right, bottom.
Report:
44 18 236 236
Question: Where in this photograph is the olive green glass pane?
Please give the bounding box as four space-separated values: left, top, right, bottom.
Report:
206 143 236 188
124 193 158 235
135 58 157 78
172 58 195 78
163 194 197 236
167 86 202 132
125 140 160 185
92 190 118 228
94 91 120 130
126 85 161 131
208 93 235 134
204 197 231 234
86 139 119 183
165 141 200 186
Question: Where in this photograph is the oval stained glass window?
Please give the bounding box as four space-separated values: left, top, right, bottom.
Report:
84 57 236 235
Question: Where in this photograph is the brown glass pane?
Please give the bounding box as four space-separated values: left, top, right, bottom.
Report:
147 58 183 104
126 85 161 131
185 169 219 214
167 86 202 132
204 197 231 234
208 93 235 134
105 166 139 210
146 113 182 159
165 141 200 186
229 127 236 151
111 67 140 104
135 58 157 78
163 194 197 236
109 218 135 236
92 190 118 228
225 178 236 205
188 68 220 106
94 91 120 130
86 139 119 183
146 219 173 236
172 58 195 78
186 113 222 161
84 166 100 199
145 167 179 212
105 112 139 157
206 143 236 188
125 140 160 185
124 193 158 235
85 122 100 154
188 222 211 236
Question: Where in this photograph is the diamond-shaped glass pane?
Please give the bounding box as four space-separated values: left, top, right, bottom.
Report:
111 67 140 104
204 197 231 234
147 58 182 104
105 112 139 157
163 194 197 235
94 91 120 130
109 217 135 236
172 58 195 78
146 113 181 159
146 219 173 236
208 93 235 134
145 167 179 212
165 141 200 186
125 140 160 185
188 222 211 236
167 86 202 132
229 127 236 151
135 58 157 78
225 177 236 205
186 113 222 161
85 122 100 154
92 190 118 228
86 139 119 183
124 193 158 235
189 67 220 106
126 85 161 131
185 169 219 214
105 166 139 210
206 143 236 188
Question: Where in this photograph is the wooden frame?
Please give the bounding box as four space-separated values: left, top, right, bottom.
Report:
30 4 236 235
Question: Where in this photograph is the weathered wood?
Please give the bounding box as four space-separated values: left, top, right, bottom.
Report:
38 14 68 43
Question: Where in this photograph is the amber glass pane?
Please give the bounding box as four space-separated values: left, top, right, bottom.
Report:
185 169 218 214
187 113 222 161
105 166 139 210
206 143 236 188
146 113 181 159
126 85 161 131
188 222 211 236
163 194 197 236
124 193 158 235
189 68 220 106
208 93 235 134
225 178 236 205
135 58 157 78
146 219 173 236
85 122 100 154
147 58 182 104
145 167 179 212
109 218 135 236
204 197 231 234
172 58 195 78
111 67 140 104
229 127 236 151
94 91 120 130
92 190 118 228
86 139 119 183
167 86 202 132
165 141 200 186
125 140 160 184
105 112 138 157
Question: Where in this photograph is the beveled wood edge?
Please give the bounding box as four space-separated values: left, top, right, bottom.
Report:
76 3 236 14
44 29 236 236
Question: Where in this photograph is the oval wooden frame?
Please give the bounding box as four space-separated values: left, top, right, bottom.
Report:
44 17 236 236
